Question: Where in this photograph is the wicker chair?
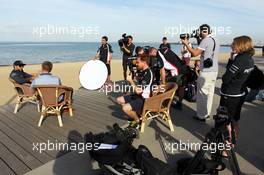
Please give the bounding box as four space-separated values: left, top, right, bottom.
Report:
34 85 73 127
140 82 178 133
9 78 40 113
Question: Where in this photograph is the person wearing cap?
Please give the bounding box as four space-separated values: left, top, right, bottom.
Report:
9 60 34 84
159 37 171 50
181 24 219 122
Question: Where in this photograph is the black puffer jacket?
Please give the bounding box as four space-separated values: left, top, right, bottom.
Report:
220 52 254 96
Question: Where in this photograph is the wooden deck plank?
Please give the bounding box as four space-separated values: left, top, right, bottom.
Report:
0 158 16 175
0 121 52 164
73 93 125 123
0 142 30 175
0 110 59 158
2 105 70 144
0 89 126 174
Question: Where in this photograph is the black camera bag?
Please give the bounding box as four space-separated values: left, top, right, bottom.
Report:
85 124 135 165
136 145 175 175
203 37 216 68
177 157 225 174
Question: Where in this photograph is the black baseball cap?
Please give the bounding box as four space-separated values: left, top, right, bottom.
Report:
13 60 26 66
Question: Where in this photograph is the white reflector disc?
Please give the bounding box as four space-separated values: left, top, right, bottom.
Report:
79 60 107 90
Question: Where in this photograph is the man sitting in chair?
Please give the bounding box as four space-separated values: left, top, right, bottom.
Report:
117 54 153 129
10 60 35 84
30 61 61 89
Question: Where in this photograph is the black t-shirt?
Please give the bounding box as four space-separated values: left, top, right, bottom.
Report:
122 43 135 58
137 68 153 98
97 43 113 63
149 56 164 71
159 43 171 50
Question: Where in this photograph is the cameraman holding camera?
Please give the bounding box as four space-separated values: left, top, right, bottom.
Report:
120 35 135 81
181 24 219 121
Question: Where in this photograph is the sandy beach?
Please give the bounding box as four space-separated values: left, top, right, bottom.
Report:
0 52 262 106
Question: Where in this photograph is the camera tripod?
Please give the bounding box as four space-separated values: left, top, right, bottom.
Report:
183 116 241 175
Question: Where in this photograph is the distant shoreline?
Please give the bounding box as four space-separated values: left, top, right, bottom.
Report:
0 50 263 67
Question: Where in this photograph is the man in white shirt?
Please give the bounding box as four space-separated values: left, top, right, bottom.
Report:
181 24 219 122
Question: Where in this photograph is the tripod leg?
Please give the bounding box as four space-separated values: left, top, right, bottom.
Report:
228 148 241 175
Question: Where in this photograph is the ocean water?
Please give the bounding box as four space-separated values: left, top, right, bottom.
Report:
0 42 233 65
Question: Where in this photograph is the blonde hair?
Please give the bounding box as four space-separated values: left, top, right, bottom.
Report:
233 35 255 56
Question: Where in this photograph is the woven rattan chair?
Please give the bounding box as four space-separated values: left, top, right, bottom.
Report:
140 82 178 133
9 77 40 113
34 85 73 127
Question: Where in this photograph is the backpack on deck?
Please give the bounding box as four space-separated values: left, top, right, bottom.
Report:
246 65 264 90
136 145 175 175
184 83 196 102
85 124 138 165
177 157 225 175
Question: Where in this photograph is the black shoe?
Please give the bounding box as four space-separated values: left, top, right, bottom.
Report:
172 101 182 110
193 115 210 122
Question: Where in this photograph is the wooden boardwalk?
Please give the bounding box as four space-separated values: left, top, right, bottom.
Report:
0 89 126 175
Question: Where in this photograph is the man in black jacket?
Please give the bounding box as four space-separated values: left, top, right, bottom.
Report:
9 60 34 84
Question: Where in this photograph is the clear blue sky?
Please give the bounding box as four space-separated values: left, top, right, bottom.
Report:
0 0 263 44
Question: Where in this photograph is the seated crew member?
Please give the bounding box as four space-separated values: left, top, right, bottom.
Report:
31 61 61 89
10 60 35 84
117 54 153 129
149 47 188 110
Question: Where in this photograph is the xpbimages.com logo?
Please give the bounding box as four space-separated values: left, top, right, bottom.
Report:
164 140 231 154
32 140 102 154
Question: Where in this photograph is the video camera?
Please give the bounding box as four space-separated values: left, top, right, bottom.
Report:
118 33 129 47
180 29 202 44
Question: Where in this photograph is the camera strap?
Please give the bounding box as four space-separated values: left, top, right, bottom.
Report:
210 37 216 59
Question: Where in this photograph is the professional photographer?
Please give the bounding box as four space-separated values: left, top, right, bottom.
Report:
93 36 113 84
181 24 219 121
149 47 188 110
117 54 153 129
220 36 254 139
119 35 135 81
